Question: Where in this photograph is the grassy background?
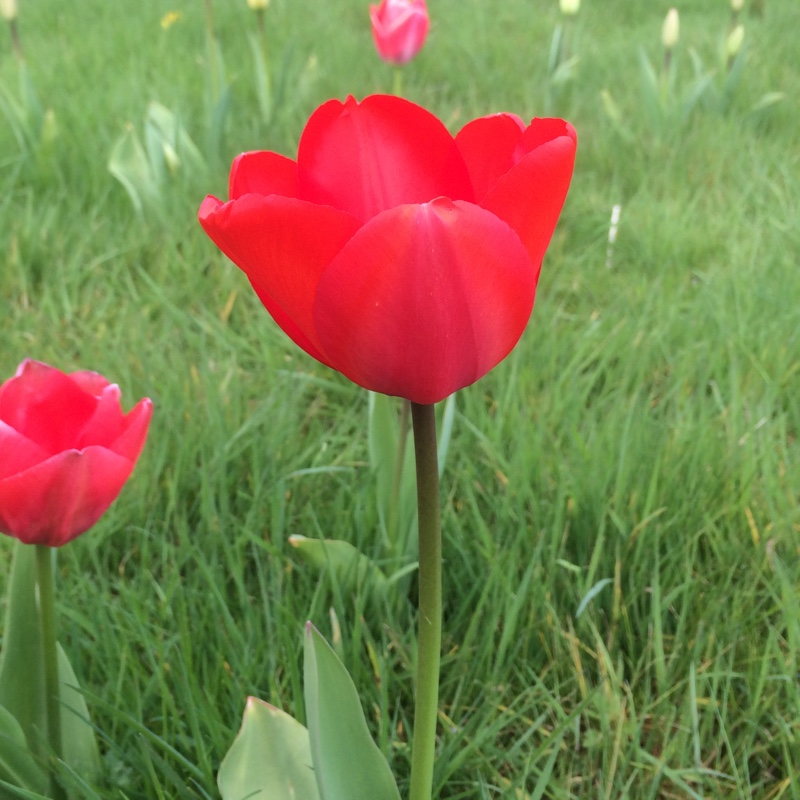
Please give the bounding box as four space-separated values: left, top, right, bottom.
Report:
1 0 799 797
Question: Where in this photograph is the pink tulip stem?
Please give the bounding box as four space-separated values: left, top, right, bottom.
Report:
35 545 67 800
409 402 442 800
392 68 403 98
386 398 411 548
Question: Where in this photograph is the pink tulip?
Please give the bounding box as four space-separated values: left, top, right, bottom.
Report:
370 0 430 66
0 359 152 546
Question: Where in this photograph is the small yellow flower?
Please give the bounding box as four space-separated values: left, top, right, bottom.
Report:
560 0 580 15
247 0 269 9
662 8 680 51
731 0 744 11
0 0 18 22
160 11 182 30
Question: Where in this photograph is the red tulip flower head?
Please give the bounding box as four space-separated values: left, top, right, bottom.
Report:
0 360 153 546
370 0 430 65
199 95 576 405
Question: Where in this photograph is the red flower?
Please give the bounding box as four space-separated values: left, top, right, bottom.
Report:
199 95 576 405
0 360 152 546
369 0 430 66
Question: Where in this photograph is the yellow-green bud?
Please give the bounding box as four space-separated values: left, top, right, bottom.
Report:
0 0 18 21
731 0 744 11
726 24 745 58
247 0 269 9
560 0 580 15
662 8 680 50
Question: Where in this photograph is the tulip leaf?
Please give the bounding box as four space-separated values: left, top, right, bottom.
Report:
0 543 44 753
217 697 320 800
0 705 48 795
304 624 400 800
288 536 390 599
57 646 101 782
368 393 417 552
0 543 99 784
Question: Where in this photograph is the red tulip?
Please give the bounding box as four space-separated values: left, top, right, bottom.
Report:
370 0 429 66
0 360 152 546
199 94 576 405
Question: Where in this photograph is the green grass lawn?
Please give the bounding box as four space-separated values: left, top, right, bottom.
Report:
1 0 799 797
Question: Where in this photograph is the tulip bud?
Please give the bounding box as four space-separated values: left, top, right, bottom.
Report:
247 0 269 9
662 8 680 50
370 0 430 66
726 24 745 59
731 0 744 11
0 0 17 21
560 0 580 15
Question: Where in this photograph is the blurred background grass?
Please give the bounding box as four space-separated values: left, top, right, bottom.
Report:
1 0 799 797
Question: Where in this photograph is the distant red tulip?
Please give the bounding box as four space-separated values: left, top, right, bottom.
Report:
0 360 152 546
370 0 429 65
199 94 576 405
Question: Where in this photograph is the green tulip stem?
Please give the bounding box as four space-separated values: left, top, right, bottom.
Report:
35 545 66 800
408 402 442 800
386 398 411 549
393 68 403 98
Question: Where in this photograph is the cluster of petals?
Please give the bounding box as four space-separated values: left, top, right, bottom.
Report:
369 0 430 66
0 359 153 546
199 94 577 405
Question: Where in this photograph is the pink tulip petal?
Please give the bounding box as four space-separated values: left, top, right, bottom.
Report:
199 193 361 364
74 383 124 448
297 95 473 221
0 447 136 546
370 0 430 65
0 360 98 455
228 151 299 200
454 113 527 203
0 422 49 480
480 120 577 270
313 199 535 404
106 397 153 461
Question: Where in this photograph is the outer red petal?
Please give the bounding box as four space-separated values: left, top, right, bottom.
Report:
69 370 112 397
296 95 473 221
454 113 527 203
0 447 136 546
0 422 48 480
198 193 361 364
228 151 299 200
480 119 577 271
313 198 535 404
0 360 98 456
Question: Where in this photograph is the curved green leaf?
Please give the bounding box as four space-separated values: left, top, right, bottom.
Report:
0 705 47 795
218 697 319 800
304 624 400 800
288 536 389 598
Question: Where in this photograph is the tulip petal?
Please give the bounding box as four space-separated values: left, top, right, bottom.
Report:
0 447 135 546
0 361 98 456
228 151 299 200
454 113 527 203
68 370 111 397
479 120 577 270
105 397 153 461
313 199 535 404
199 193 361 364
297 95 473 221
0 422 49 480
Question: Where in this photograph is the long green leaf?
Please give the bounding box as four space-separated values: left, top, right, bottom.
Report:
0 705 47 796
217 697 320 800
288 536 390 598
303 624 400 800
0 544 44 754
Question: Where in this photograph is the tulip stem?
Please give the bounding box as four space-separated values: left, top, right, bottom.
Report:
35 545 67 800
393 68 403 98
408 403 441 800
